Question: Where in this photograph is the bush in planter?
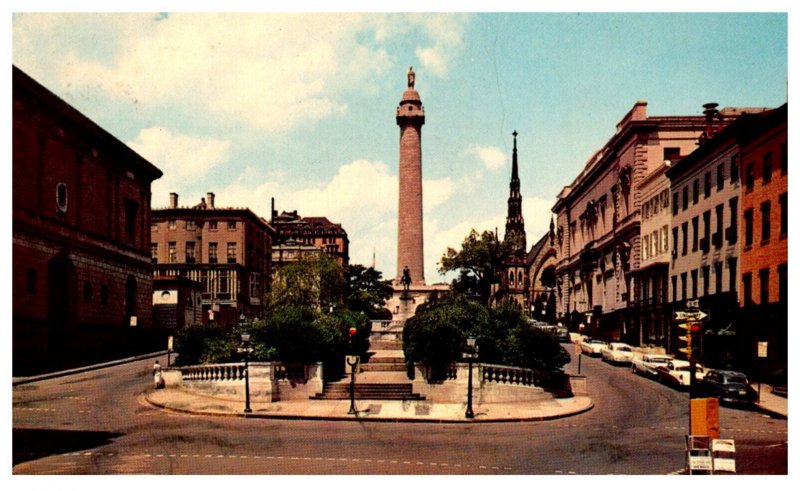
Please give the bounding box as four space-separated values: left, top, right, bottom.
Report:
173 323 230 366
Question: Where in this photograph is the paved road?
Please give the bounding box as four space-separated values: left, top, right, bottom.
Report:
12 347 787 474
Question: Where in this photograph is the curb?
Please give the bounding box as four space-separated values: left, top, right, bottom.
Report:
753 402 788 420
142 391 594 424
13 351 168 386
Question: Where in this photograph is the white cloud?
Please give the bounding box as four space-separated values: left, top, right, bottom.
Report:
469 145 507 171
126 127 231 205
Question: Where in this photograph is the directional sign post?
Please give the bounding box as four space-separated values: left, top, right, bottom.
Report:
674 310 709 322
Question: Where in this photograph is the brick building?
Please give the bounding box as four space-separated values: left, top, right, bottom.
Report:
552 101 714 342
270 209 350 275
152 275 203 331
737 104 787 376
12 66 163 375
151 192 275 327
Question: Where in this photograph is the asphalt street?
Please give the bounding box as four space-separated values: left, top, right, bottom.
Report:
12 346 787 475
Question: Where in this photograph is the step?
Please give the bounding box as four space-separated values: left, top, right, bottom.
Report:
310 381 425 401
365 355 406 364
361 363 407 372
370 340 403 350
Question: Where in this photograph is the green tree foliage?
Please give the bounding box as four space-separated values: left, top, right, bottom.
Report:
403 294 570 377
438 229 515 305
269 251 344 309
343 264 394 319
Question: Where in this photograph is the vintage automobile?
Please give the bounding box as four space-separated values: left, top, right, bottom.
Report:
579 338 607 357
631 353 674 378
600 342 635 365
698 369 758 405
655 359 705 389
555 326 570 343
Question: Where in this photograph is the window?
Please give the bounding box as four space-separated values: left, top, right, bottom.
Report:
714 204 723 248
693 179 699 204
691 269 698 299
168 220 177 230
100 285 109 305
651 230 659 257
56 182 68 214
680 272 687 301
219 269 229 294
728 258 737 294
83 281 92 303
704 172 711 198
249 272 260 298
209 220 218 231
681 222 688 256
781 142 787 175
745 162 754 191
672 192 679 216
26 269 37 294
730 155 739 183
151 223 158 232
763 152 773 184
759 268 770 305
691 216 699 252
664 147 681 161
672 227 678 257
701 210 711 252
671 275 678 303
778 264 787 305
228 220 237 230
744 209 754 246
717 163 725 191
186 220 196 231
186 241 196 263
743 273 753 306
168 242 177 263
779 193 787 237
642 236 649 260
662 225 669 253
227 242 237 263
714 262 723 294
761 201 771 243
209 242 218 263
682 187 689 210
702 265 710 296
727 197 738 244
151 243 158 262
125 199 139 243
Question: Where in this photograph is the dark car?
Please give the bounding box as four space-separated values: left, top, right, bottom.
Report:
698 369 758 405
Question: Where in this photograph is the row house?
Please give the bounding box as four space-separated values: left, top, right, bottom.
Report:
664 104 785 373
737 105 787 376
552 101 721 342
150 192 276 327
12 66 163 375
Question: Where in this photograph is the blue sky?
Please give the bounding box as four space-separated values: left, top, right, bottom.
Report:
10 8 789 283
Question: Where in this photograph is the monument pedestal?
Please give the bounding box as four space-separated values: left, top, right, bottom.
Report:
387 283 450 322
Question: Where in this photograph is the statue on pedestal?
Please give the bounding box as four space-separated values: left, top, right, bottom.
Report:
400 265 412 299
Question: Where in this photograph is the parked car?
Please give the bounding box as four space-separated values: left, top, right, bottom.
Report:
579 338 607 357
770 368 787 398
600 342 635 365
555 326 570 343
655 359 705 389
631 353 674 378
698 369 758 405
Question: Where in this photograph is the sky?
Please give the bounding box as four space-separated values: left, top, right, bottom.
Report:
8 6 790 284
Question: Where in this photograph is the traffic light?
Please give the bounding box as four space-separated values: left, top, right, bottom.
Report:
678 322 702 359
348 326 357 352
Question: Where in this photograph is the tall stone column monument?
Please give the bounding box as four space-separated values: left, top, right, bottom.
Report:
396 66 425 286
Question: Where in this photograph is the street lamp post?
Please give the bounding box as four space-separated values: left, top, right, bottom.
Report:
463 336 479 419
240 332 253 414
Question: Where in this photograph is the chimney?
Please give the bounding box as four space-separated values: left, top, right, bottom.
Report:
206 192 215 209
700 102 720 144
271 197 276 223
169 192 179 209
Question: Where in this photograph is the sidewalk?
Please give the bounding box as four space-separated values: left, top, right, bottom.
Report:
144 388 594 423
751 383 788 419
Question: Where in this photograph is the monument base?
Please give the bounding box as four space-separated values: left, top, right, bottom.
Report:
387 283 450 322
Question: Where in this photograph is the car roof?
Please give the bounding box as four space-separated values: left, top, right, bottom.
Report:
708 369 747 377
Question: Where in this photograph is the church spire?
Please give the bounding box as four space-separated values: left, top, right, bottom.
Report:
505 130 526 258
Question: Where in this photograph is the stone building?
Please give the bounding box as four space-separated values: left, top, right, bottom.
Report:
269 209 350 274
495 131 528 309
552 101 714 342
152 275 203 331
525 222 558 324
736 104 787 376
150 192 275 327
12 66 163 375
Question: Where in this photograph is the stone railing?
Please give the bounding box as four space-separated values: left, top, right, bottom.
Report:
163 361 323 402
481 363 572 397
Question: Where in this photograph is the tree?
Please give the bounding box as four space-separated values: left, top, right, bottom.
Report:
343 264 394 319
269 251 344 310
439 229 515 305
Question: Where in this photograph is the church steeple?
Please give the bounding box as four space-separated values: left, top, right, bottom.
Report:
505 131 526 257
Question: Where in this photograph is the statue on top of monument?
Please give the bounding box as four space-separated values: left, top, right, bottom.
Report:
408 66 415 88
401 265 412 296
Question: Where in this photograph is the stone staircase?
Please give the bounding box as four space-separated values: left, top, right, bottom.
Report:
311 319 425 401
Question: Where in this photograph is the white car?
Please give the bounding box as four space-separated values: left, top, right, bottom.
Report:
656 359 706 388
631 354 674 378
579 338 607 357
601 342 635 365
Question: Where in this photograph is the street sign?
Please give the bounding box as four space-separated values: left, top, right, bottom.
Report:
686 299 700 309
674 310 709 321
167 336 174 350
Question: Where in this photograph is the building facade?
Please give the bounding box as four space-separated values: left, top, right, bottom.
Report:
12 66 163 375
737 104 787 376
496 131 528 309
526 223 559 324
151 192 275 327
270 209 350 273
552 101 712 342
